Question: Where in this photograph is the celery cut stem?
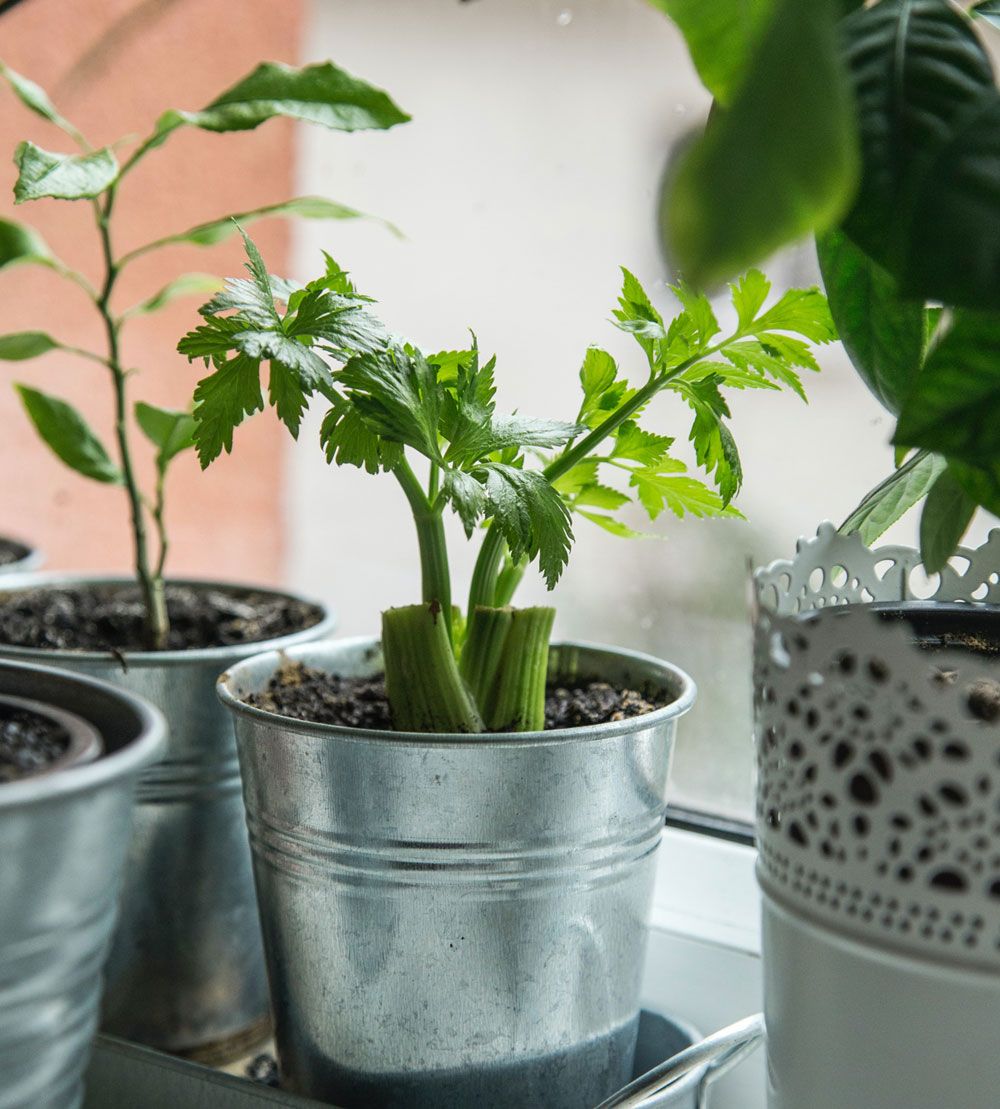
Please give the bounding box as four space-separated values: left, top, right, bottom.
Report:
485 606 555 733
460 606 514 714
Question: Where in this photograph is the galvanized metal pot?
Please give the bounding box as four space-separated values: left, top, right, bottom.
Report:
754 524 1000 1108
0 575 335 1060
0 536 41 576
0 659 165 1109
219 637 695 1108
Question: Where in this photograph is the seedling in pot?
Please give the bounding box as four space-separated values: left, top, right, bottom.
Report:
181 234 835 732
0 59 408 648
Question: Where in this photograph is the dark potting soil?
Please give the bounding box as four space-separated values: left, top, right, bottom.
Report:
0 703 70 783
247 661 669 732
0 583 324 652
0 539 28 567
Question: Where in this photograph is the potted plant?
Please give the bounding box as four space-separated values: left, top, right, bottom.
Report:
737 4 1000 1102
0 60 408 1059
180 230 835 1104
0 659 164 1109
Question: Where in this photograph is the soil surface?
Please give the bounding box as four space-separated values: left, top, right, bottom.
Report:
0 703 70 783
247 661 669 732
0 539 28 568
0 583 324 653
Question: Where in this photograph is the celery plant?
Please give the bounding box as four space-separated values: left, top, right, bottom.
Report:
0 60 407 648
181 233 835 731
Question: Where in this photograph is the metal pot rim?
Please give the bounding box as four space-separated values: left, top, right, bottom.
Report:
0 573 336 667
0 658 165 809
218 635 697 748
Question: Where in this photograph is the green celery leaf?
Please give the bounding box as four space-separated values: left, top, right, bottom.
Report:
894 311 1000 465
191 353 265 466
16 384 122 484
630 466 744 520
613 421 674 466
574 483 631 510
664 0 858 288
645 0 775 106
613 268 665 368
0 331 60 360
447 414 579 468
678 360 780 392
577 510 649 539
919 466 977 573
177 316 247 362
13 141 118 203
443 469 487 536
816 230 924 415
152 60 409 146
199 228 281 328
135 402 197 471
551 460 599 496
478 463 573 588
578 347 624 426
0 217 53 271
674 375 744 503
722 341 806 400
840 450 948 545
320 395 402 474
123 273 223 318
842 0 1000 308
337 346 442 461
750 286 837 343
670 282 721 351
730 270 771 331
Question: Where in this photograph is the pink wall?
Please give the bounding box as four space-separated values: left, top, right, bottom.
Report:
0 0 302 585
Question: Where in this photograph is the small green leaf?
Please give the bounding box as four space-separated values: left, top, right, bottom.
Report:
0 217 53 271
577 510 649 539
614 268 665 368
840 450 948 545
13 141 118 203
123 273 224 318
126 196 398 263
574 483 631 511
0 331 59 360
613 422 674 466
16 384 122 484
135 402 197 471
919 467 977 573
646 0 775 106
0 61 81 137
630 467 744 521
664 0 859 288
730 270 771 331
152 60 409 146
320 395 402 475
816 230 924 415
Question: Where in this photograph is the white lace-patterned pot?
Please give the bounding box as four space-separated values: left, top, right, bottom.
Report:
753 523 1000 1109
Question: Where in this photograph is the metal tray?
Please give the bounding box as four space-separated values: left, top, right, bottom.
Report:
83 1010 704 1108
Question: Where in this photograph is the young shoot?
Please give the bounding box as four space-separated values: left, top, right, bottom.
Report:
0 59 408 648
181 231 836 731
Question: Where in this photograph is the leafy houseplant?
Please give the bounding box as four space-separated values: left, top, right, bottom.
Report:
184 234 835 732
0 60 408 1057
651 0 1000 568
190 235 833 1104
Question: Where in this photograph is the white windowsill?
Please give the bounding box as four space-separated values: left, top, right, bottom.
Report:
641 827 765 1109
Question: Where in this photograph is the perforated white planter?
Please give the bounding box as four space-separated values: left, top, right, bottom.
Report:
753 524 1000 1109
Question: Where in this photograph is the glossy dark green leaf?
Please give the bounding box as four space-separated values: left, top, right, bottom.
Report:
0 217 53 272
842 0 1000 308
13 141 118 203
816 229 925 415
894 311 1000 464
664 0 859 288
919 466 977 572
840 450 947 544
135 402 197 471
0 331 59 360
971 1 1000 31
645 0 774 106
16 384 123 484
151 61 409 147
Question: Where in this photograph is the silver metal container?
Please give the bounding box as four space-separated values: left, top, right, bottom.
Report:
0 575 336 1060
219 638 695 1108
0 659 165 1109
0 536 41 576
